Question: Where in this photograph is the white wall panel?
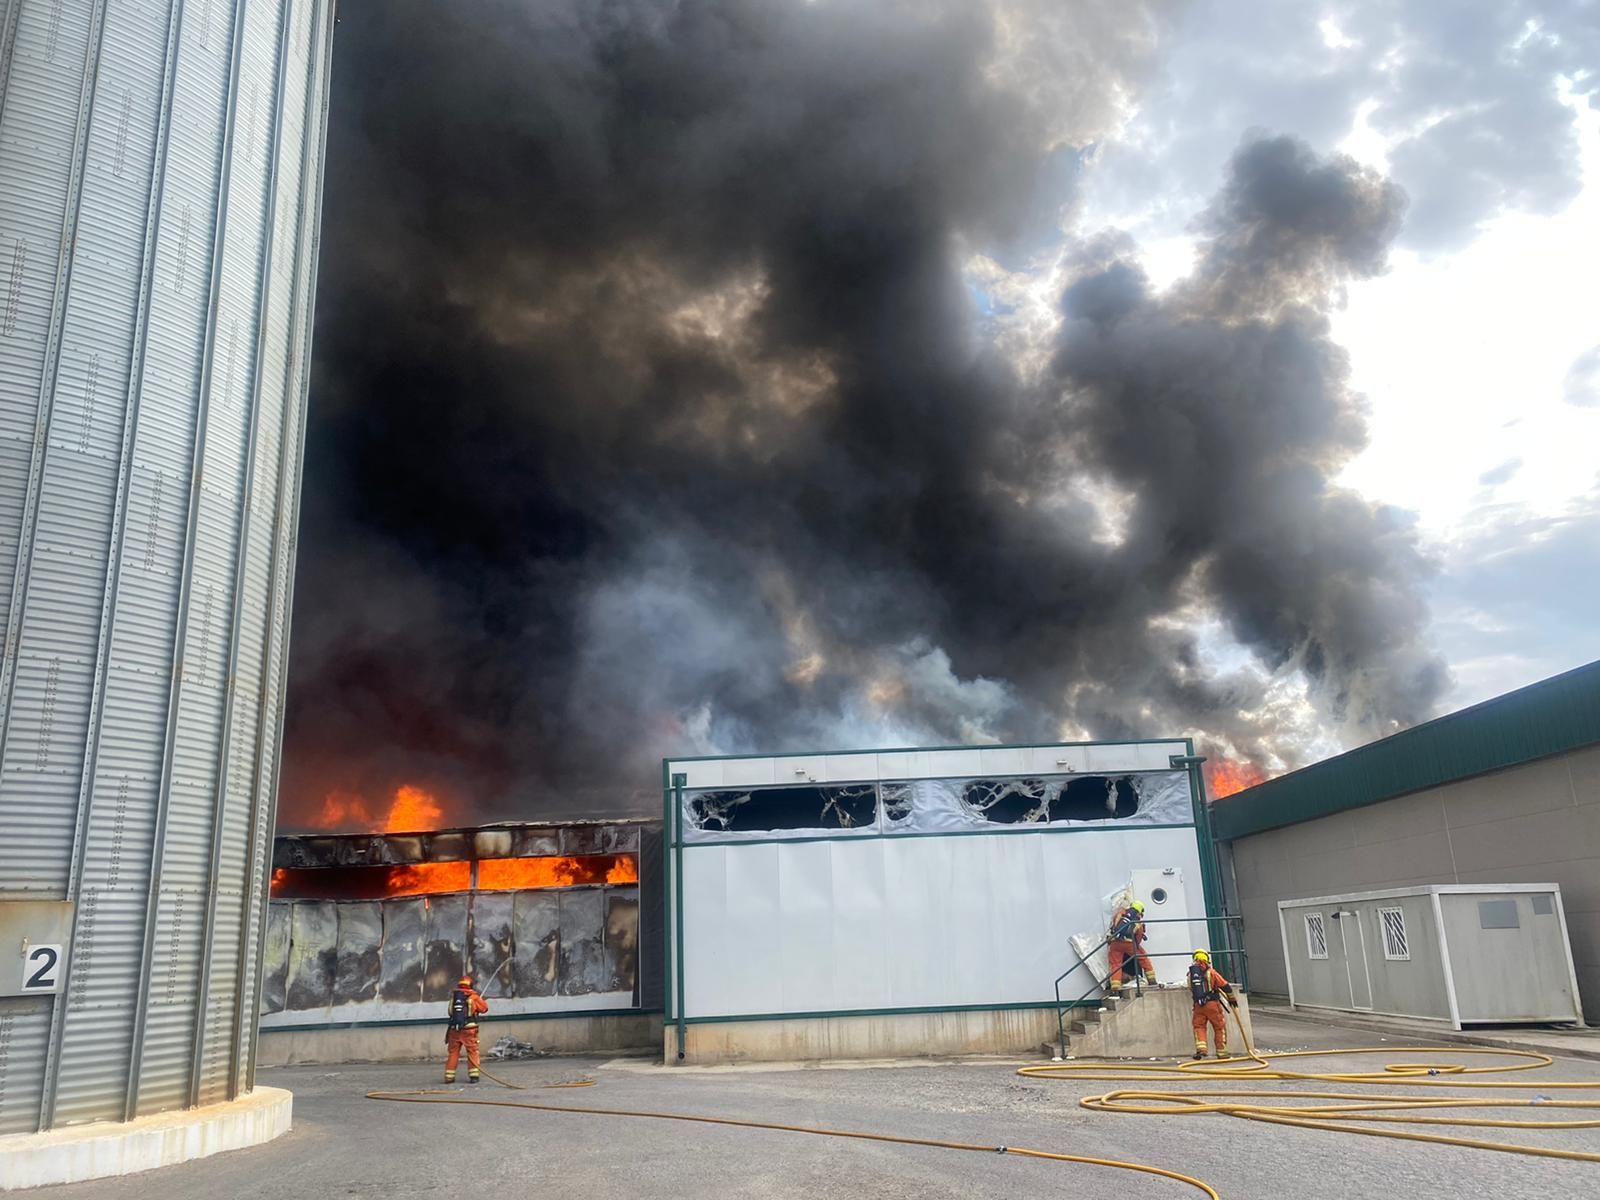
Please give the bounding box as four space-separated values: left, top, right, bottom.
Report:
680 826 1205 1018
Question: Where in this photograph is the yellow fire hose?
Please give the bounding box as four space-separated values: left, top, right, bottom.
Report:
368 1066 1222 1198
364 1004 1599 1199
1019 1003 1600 1165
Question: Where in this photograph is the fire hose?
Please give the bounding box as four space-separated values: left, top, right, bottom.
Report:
367 1069 1222 1198
1018 1003 1600 1164
366 1005 1600 1199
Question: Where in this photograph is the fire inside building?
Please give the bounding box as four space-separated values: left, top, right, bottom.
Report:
258 820 664 1063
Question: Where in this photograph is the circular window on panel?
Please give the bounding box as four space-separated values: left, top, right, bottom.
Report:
1150 887 1169 905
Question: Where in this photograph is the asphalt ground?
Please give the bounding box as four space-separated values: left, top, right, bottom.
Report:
39 1014 1600 1199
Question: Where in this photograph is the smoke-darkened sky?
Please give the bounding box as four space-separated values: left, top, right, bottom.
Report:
280 0 1600 827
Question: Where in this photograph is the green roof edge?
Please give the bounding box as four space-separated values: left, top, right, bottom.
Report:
1212 658 1600 841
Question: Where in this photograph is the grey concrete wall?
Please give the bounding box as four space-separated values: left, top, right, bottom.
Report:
668 994 1254 1065
257 1013 661 1066
1228 743 1600 1017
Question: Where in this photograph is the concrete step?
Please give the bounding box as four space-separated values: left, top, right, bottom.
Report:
1059 989 1256 1060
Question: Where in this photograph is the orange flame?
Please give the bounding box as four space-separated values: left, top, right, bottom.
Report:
1206 758 1267 799
478 854 638 890
385 785 444 833
306 784 447 834
315 790 375 829
268 854 638 900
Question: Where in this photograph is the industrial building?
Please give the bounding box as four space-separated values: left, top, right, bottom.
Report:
259 819 663 1063
0 0 335 1175
662 739 1229 1063
1217 659 1600 1020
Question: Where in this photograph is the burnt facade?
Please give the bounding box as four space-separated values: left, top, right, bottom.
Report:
260 820 663 1029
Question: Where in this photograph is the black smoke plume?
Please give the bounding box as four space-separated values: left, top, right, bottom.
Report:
283 0 1445 826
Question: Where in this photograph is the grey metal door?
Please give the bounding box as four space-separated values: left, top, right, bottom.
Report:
1332 910 1373 1010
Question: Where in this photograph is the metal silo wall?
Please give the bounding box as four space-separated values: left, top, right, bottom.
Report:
0 0 334 1133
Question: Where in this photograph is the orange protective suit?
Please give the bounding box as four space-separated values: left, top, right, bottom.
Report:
444 986 489 1082
1189 964 1235 1057
1106 906 1154 989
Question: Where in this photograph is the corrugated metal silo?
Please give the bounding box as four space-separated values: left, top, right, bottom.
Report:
0 0 335 1133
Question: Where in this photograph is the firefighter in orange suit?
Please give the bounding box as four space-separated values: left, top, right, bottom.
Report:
1187 949 1238 1059
444 974 489 1083
1106 900 1157 991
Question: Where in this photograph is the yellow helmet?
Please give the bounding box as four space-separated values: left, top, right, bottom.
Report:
1131 901 1145 913
1193 949 1210 963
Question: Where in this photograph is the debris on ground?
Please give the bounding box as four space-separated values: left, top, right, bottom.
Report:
487 1037 552 1060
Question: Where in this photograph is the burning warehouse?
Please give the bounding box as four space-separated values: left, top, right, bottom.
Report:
258 819 663 1063
255 736 1226 1067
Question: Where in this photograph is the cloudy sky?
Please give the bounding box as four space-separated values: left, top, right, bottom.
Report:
1074 0 1600 721
283 0 1600 825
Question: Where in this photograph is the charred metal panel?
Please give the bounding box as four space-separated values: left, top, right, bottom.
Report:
423 894 468 1000
558 888 606 996
512 829 560 857
334 903 381 1005
562 825 636 856
604 890 640 998
379 898 425 1004
512 891 559 998
639 825 665 1010
284 903 337 1011
472 830 513 860
425 832 468 862
470 893 515 997
260 902 290 1014
384 836 425 864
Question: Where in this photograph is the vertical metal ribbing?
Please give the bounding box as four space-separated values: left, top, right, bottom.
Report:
0 0 112 1131
38 0 191 1132
0 0 24 132
190 0 296 1108
0 0 111 782
124 0 254 1121
242 0 333 1091
229 0 319 1092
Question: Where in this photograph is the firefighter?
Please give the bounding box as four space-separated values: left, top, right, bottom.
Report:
1106 900 1157 992
1187 949 1238 1059
443 974 489 1084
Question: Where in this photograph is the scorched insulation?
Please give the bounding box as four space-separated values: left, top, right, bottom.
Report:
260 820 660 1027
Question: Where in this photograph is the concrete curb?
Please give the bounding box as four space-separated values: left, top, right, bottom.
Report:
1256 1006 1600 1063
0 1087 292 1190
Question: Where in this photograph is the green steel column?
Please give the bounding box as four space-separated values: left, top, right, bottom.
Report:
672 772 688 1060
660 764 672 1055
1173 749 1228 972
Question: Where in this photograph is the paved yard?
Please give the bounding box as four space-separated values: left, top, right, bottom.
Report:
39 1015 1600 1199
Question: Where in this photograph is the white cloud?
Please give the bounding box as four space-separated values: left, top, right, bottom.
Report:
1332 88 1600 536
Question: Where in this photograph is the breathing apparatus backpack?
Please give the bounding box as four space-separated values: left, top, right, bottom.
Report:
1187 961 1215 1005
1110 908 1140 941
447 988 474 1030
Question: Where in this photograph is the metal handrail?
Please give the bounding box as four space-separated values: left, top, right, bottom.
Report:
1050 914 1249 1060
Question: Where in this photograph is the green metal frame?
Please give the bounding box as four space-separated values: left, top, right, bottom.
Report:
678 821 1197 850
671 771 688 1059
660 738 1227 1052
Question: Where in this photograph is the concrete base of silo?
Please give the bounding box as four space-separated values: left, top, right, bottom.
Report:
0 1087 291 1191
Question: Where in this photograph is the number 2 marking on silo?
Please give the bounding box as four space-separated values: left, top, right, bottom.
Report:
24 945 61 991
